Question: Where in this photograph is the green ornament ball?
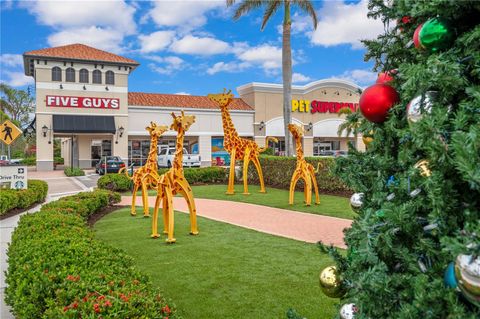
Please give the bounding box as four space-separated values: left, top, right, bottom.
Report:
419 18 454 52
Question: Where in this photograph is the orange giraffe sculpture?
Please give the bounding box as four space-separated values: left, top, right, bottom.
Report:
119 122 169 217
288 123 321 206
208 89 278 195
149 111 199 243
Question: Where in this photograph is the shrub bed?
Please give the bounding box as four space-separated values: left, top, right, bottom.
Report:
5 189 178 318
97 173 132 191
0 180 48 216
246 155 351 194
64 167 85 176
158 166 228 185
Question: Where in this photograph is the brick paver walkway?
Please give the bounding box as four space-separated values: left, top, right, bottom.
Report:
118 196 352 248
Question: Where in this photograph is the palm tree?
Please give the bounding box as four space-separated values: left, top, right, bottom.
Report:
0 83 34 128
227 0 317 157
337 107 362 148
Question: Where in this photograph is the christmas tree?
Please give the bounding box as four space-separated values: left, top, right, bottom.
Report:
318 1 480 318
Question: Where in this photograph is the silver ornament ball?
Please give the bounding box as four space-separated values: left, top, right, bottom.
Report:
340 303 358 319
407 91 438 123
350 193 364 212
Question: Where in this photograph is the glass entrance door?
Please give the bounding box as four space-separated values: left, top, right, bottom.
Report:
91 140 112 167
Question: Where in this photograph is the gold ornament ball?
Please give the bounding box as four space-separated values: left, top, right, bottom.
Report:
414 159 431 177
362 131 374 147
319 266 345 298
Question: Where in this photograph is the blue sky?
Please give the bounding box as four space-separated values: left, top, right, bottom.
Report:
0 0 383 96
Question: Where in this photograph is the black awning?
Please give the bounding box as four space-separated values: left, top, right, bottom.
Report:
53 115 116 134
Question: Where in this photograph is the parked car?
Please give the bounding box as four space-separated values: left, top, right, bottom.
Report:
334 150 348 157
95 156 126 174
0 155 21 166
157 147 201 168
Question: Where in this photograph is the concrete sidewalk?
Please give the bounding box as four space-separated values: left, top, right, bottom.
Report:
118 196 352 248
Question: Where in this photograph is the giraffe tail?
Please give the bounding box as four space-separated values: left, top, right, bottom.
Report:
259 136 279 153
119 165 134 180
314 162 324 174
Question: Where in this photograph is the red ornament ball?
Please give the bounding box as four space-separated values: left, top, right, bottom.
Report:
376 70 397 84
413 23 425 49
359 84 400 123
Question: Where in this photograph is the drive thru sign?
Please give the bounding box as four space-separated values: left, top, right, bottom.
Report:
0 120 22 145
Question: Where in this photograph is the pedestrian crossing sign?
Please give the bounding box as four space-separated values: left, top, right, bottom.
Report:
0 120 22 145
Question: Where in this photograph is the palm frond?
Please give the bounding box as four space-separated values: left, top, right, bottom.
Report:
261 0 281 30
292 0 318 29
226 0 237 7
233 0 264 20
337 107 353 116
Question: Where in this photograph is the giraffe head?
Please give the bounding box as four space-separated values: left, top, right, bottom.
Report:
208 88 234 110
146 122 169 138
288 123 304 139
170 111 196 132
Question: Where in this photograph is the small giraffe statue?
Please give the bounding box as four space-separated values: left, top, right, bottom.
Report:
288 123 321 206
208 89 278 195
119 122 169 217
150 111 199 243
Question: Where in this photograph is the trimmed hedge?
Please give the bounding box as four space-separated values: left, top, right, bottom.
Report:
64 167 85 176
5 189 178 318
97 173 132 191
0 180 48 216
158 166 228 185
246 155 350 193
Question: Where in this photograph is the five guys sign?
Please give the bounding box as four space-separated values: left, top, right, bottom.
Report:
292 99 358 114
46 95 120 109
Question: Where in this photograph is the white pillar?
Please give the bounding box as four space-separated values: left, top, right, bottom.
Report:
198 135 212 167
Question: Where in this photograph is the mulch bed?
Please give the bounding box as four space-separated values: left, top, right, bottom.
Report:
87 205 129 227
0 201 45 221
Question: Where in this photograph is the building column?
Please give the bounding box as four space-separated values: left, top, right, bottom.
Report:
36 114 54 171
357 135 366 152
113 117 129 164
77 135 92 168
303 137 314 157
198 135 212 167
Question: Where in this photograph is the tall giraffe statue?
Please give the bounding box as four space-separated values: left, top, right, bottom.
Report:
150 111 199 243
119 122 169 217
288 123 321 206
208 89 278 195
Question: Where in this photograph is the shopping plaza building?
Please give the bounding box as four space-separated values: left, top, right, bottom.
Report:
23 44 364 170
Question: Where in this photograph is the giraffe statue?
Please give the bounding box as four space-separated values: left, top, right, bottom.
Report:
208 89 278 195
150 111 199 243
119 122 169 217
288 123 321 206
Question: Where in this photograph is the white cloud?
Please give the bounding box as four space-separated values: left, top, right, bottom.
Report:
292 73 312 83
147 56 186 75
310 0 385 49
139 31 175 53
334 69 377 86
1 71 34 87
236 44 282 70
207 61 250 75
23 0 136 34
47 27 125 53
170 35 230 56
175 92 190 95
0 54 23 67
277 13 314 35
146 0 223 30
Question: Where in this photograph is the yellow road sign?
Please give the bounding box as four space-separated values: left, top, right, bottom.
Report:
0 120 22 145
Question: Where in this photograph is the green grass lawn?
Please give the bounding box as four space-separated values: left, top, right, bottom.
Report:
134 184 354 220
95 207 340 319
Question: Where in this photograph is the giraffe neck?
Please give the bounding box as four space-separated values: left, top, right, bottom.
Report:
146 136 158 170
173 129 185 172
220 107 239 149
295 136 304 161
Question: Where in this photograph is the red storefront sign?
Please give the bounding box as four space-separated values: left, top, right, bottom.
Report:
46 95 120 109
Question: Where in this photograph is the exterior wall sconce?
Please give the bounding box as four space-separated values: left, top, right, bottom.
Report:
118 126 125 137
321 90 327 94
334 90 340 95
105 86 109 91
347 91 352 96
259 121 265 131
83 85 86 90
306 122 313 131
42 125 48 137
59 84 63 89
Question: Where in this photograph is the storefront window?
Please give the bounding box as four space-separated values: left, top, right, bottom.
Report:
52 67 62 81
92 70 102 84
66 67 75 82
79 69 89 83
106 71 115 85
268 139 284 156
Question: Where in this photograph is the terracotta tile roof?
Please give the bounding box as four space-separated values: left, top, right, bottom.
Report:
128 92 253 111
23 43 139 65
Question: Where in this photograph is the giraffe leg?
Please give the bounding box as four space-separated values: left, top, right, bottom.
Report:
289 170 301 205
252 156 266 193
226 148 236 195
151 188 162 238
141 180 150 217
164 186 176 243
176 178 199 235
242 148 252 195
131 182 139 216
304 173 312 206
309 166 321 205
162 192 169 234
